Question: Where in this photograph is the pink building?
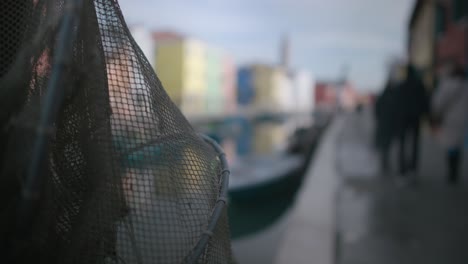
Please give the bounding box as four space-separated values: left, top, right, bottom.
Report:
222 56 237 115
315 82 338 112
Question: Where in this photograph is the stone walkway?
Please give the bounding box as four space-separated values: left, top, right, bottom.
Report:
275 116 344 264
336 109 468 264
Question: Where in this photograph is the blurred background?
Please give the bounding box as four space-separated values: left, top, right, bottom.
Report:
120 0 468 263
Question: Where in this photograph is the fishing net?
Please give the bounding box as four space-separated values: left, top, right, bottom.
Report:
0 0 232 263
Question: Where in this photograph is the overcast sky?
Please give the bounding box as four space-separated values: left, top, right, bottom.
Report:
118 0 415 91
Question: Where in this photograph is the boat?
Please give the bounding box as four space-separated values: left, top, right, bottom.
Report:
227 117 329 203
228 154 305 202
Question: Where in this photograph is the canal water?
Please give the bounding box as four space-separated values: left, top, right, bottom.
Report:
220 152 316 263
227 164 308 263
196 115 321 263
231 206 294 264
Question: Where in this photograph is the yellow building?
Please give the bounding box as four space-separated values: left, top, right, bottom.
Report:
409 0 436 90
251 64 286 113
156 38 207 115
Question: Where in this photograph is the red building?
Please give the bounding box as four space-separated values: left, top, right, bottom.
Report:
434 0 468 70
152 31 184 42
409 0 468 87
315 82 338 112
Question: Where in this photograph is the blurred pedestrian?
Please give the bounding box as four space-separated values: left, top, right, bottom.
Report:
375 63 405 173
431 63 468 184
395 64 429 184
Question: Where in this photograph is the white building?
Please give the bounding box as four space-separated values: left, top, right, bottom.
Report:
129 25 155 68
291 70 315 113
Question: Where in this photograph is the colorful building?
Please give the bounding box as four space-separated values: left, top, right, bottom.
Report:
250 64 284 113
434 0 468 71
408 0 436 89
205 48 223 115
409 0 468 83
291 70 315 113
315 82 338 112
222 56 238 115
236 65 315 115
237 67 255 107
154 33 207 115
277 70 295 113
409 0 468 144
153 32 236 117
339 82 359 111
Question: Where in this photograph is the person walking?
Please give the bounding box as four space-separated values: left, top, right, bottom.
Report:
432 64 468 184
395 64 429 184
375 63 405 173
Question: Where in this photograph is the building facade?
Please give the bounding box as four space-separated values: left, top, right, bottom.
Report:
154 33 208 115
435 0 468 71
410 0 468 79
408 0 436 89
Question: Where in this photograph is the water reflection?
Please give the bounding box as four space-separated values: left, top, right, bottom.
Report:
195 113 328 263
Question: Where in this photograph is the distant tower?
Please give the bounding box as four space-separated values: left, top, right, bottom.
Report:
339 64 350 85
280 34 290 69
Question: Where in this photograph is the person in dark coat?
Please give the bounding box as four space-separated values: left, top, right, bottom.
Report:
375 63 405 172
396 64 429 182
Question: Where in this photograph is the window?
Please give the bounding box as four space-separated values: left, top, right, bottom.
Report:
453 0 468 21
436 5 446 36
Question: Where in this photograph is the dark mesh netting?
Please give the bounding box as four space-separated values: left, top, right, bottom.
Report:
0 0 232 263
